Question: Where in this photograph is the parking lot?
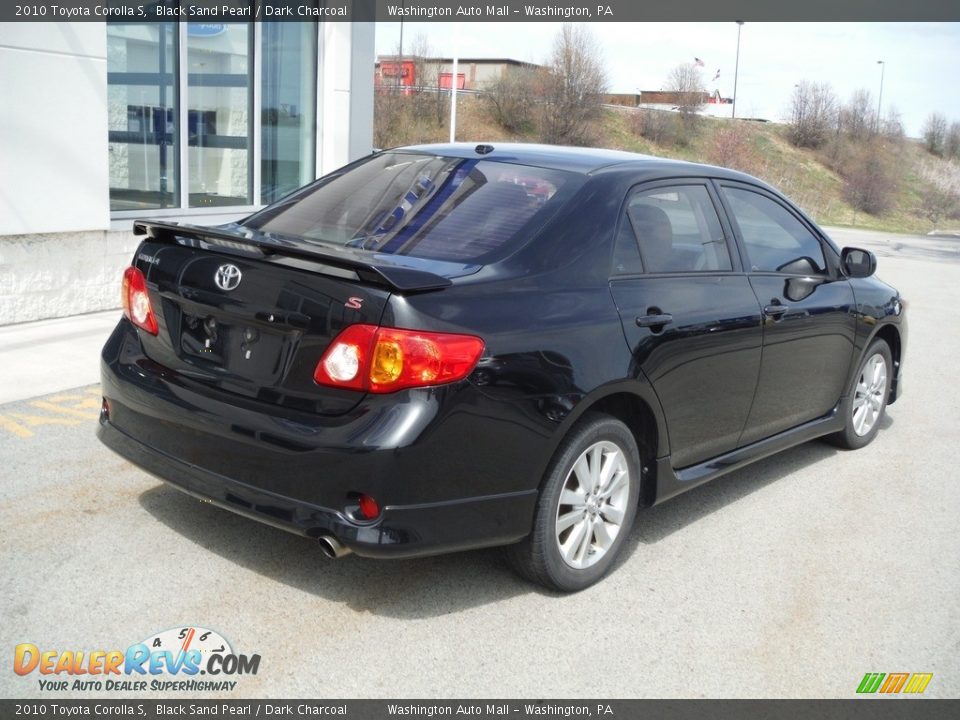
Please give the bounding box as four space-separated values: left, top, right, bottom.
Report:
1 228 958 699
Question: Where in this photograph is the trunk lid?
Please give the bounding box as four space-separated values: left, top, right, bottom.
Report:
130 222 467 416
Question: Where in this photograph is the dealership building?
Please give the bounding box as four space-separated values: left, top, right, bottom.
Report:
0 21 374 324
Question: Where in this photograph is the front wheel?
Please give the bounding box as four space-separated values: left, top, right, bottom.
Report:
829 339 893 450
505 414 640 592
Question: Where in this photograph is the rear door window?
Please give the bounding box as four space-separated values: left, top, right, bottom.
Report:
617 184 733 273
246 152 576 263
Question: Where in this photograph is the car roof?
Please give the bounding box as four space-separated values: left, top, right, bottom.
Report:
392 142 758 183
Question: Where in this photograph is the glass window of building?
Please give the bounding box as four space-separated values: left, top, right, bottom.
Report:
187 23 253 207
261 23 318 205
106 21 319 215
107 23 177 211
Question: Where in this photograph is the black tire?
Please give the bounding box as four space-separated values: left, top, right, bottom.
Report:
828 339 893 450
505 413 641 592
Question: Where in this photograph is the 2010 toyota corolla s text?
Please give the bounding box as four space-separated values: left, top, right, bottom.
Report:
98 143 906 591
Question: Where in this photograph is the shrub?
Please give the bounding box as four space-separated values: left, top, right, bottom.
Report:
922 113 948 157
630 109 677 146
841 139 899 215
787 81 838 149
707 122 760 174
481 67 539 134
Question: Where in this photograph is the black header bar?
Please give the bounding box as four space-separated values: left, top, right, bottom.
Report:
2 0 959 23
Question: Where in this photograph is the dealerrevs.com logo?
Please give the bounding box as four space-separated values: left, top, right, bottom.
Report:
14 627 261 692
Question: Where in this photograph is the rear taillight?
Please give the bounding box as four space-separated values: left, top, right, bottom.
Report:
121 266 158 335
314 324 484 393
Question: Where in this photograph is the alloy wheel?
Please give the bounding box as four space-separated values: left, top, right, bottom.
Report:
554 440 631 570
852 352 888 436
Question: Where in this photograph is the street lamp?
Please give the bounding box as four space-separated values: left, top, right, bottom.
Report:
875 60 885 132
398 4 404 92
732 21 744 119
450 24 459 142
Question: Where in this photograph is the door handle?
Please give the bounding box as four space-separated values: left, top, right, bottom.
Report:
636 313 673 328
763 304 789 319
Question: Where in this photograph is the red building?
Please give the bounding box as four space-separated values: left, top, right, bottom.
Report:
375 56 538 93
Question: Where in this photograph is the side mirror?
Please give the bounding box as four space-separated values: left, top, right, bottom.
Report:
841 247 877 278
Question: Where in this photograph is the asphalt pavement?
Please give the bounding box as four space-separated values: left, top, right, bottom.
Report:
1 227 957 699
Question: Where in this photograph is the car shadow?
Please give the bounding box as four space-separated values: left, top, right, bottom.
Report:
623 415 892 552
624 441 839 550
137 419 893 616
137 482 538 615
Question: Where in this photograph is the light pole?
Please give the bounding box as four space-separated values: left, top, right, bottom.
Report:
397 7 404 92
875 60 885 132
450 25 459 143
732 21 744 119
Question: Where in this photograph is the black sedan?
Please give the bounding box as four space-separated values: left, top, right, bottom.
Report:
98 143 906 591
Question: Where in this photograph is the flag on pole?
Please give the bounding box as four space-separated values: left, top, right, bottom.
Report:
694 57 705 67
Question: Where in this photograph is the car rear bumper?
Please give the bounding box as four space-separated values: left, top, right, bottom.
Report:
98 321 537 559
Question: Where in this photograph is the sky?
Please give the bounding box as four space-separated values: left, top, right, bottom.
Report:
373 22 960 138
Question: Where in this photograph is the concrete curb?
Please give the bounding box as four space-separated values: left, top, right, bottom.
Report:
0 309 119 405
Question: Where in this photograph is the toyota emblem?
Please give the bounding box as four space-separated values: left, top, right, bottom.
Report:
214 264 242 291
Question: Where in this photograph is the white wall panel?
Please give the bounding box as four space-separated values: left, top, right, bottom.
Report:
0 23 110 236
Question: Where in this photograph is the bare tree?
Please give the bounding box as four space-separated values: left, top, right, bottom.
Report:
787 81 838 149
662 62 707 145
539 24 609 145
373 35 448 148
880 106 906 143
482 66 539 134
405 34 448 127
665 63 707 117
946 121 960 160
838 88 873 141
374 44 413 148
402 33 432 98
923 112 948 156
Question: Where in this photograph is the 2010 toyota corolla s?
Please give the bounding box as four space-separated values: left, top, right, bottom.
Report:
98 143 906 591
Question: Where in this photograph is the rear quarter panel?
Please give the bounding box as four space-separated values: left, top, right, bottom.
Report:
377 173 654 496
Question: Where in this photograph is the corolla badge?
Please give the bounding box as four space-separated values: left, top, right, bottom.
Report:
214 264 242 291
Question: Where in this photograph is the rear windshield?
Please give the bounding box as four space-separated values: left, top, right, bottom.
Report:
245 152 577 262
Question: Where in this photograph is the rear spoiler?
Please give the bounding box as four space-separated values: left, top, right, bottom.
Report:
133 220 453 293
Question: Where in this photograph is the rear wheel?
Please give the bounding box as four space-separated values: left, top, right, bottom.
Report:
829 339 892 449
505 414 640 592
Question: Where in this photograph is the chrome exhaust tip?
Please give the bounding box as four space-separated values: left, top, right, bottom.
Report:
318 535 352 559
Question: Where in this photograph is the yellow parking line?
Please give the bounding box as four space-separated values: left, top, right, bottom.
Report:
0 415 33 438
28 400 97 420
0 387 103 439
10 413 80 427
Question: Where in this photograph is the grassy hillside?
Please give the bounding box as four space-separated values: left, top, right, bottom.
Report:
378 95 960 236
594 109 952 235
